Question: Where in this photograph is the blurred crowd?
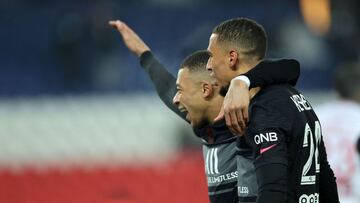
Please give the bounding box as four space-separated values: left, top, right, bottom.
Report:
316 63 360 202
0 0 360 202
0 0 359 95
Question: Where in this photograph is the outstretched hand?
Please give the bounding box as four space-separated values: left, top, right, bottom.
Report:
109 20 150 57
214 79 250 136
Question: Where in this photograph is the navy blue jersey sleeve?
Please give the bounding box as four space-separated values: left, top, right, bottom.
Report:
245 91 293 203
244 59 300 88
318 140 340 202
139 51 187 121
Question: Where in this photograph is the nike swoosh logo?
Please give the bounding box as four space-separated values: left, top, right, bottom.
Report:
260 144 277 154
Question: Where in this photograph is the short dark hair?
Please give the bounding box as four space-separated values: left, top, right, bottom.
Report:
334 62 360 99
212 17 267 60
180 50 211 72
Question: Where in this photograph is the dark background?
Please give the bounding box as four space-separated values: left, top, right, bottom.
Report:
0 0 359 96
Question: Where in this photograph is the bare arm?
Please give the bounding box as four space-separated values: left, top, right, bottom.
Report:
109 20 150 57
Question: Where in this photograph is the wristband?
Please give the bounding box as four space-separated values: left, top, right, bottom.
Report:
232 75 250 88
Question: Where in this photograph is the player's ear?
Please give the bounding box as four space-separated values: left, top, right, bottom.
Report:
229 50 239 71
202 81 214 99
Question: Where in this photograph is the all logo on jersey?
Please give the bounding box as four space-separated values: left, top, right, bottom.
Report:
290 94 312 112
299 193 319 203
260 144 277 154
205 148 220 175
254 132 278 145
238 186 249 194
205 147 238 184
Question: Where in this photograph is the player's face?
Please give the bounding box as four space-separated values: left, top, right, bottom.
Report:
206 34 234 87
173 69 208 128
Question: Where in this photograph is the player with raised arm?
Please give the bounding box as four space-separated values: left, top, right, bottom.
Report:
109 20 300 203
206 17 339 203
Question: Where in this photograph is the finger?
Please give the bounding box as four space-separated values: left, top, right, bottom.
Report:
214 106 225 122
108 20 118 24
108 20 121 27
109 20 127 32
224 111 236 135
242 105 249 124
236 108 245 133
229 109 243 135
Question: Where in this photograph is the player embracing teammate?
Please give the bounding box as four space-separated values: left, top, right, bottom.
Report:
110 17 339 203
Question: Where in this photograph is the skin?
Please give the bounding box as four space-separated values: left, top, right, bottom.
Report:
172 68 223 128
109 19 254 135
207 33 261 135
108 20 150 56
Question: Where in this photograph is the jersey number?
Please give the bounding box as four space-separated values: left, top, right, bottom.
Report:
301 121 321 185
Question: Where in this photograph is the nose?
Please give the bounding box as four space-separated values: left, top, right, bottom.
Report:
206 58 212 71
173 92 180 106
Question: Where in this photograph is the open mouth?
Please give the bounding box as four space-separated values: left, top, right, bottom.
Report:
179 107 190 121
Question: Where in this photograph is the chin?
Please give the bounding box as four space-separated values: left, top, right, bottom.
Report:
216 78 229 86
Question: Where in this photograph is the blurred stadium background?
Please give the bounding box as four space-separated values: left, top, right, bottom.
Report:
0 0 359 202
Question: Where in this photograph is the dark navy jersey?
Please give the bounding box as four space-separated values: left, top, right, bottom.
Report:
244 84 339 203
138 51 300 203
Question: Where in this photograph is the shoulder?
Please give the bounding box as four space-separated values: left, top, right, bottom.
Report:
254 84 295 102
250 84 298 113
249 85 298 129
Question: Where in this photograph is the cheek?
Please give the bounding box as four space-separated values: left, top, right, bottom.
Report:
185 95 200 111
212 57 219 66
180 93 192 108
214 58 224 69
214 66 224 77
179 94 187 105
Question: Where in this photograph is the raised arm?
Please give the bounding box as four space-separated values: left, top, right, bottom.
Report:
109 20 186 121
139 51 186 119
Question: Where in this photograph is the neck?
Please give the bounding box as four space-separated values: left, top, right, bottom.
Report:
234 58 262 76
229 58 262 99
205 95 224 124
